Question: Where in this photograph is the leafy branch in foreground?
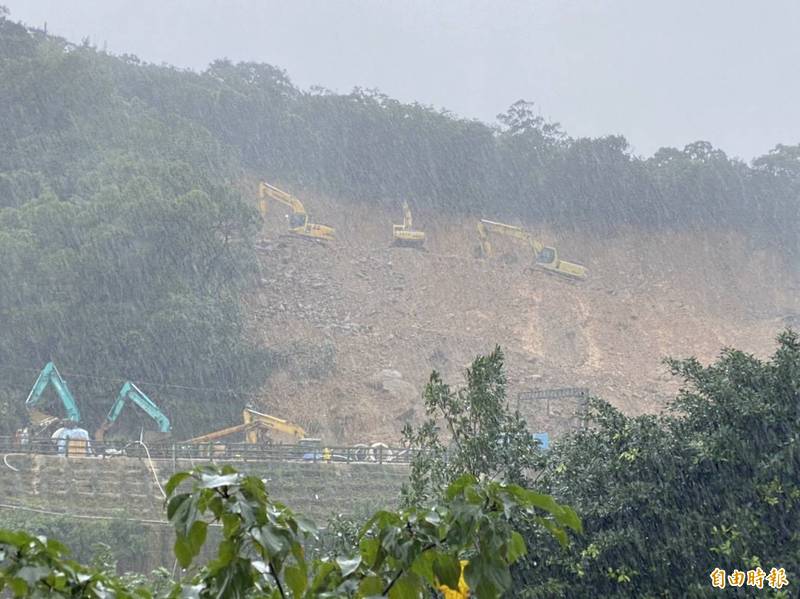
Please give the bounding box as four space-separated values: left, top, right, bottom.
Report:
1 464 580 598
164 465 580 598
0 529 146 598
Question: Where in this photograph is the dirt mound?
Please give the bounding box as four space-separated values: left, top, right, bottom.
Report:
247 206 799 444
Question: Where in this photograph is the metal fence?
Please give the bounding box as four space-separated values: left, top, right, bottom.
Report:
0 436 418 465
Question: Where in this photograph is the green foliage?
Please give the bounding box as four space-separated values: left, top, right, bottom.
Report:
1 465 578 597
5 9 799 244
164 465 578 598
403 346 542 505
517 331 800 597
0 512 149 572
0 529 149 598
0 13 267 435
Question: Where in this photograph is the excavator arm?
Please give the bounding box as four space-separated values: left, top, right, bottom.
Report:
183 408 307 445
183 422 251 444
475 221 493 258
403 202 414 229
477 219 587 280
25 362 81 423
258 182 307 219
243 408 306 443
95 381 171 441
258 181 335 241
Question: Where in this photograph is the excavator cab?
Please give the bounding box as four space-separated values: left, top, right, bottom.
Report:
288 213 307 229
536 246 557 266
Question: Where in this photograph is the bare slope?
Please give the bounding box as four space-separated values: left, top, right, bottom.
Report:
248 202 799 444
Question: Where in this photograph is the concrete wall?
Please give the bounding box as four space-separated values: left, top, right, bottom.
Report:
0 454 409 522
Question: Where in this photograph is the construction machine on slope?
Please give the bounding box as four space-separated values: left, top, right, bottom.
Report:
258 181 335 241
475 219 587 280
392 201 425 247
184 407 307 445
95 381 171 442
25 362 82 434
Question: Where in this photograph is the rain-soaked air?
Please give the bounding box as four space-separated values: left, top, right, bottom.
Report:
0 2 797 596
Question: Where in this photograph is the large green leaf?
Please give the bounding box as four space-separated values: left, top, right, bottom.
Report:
173 535 193 569
387 573 421 599
336 554 362 577
432 553 461 589
199 473 240 489
283 564 307 597
506 531 526 563
165 471 192 497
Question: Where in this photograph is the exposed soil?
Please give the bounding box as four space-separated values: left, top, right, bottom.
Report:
246 201 800 444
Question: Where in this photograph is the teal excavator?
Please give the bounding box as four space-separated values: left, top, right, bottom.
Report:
95 381 171 442
25 362 82 433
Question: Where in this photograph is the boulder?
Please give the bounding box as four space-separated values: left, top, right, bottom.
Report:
367 369 403 389
381 378 418 402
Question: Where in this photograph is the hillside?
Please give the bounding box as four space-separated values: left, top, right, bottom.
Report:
248 200 799 443
1 11 799 439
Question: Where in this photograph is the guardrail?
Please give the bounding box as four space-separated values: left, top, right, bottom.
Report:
0 436 419 465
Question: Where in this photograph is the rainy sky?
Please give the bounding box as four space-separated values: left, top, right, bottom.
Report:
5 0 800 160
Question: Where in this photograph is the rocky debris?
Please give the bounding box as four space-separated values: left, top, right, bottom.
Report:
382 378 419 402
248 223 796 443
368 369 403 388
366 369 418 402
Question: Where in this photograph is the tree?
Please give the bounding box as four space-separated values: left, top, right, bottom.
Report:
402 346 543 506
517 331 800 597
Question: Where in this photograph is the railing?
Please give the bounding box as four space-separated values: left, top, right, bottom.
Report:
0 436 420 465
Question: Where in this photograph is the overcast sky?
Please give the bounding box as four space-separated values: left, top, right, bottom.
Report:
5 0 800 160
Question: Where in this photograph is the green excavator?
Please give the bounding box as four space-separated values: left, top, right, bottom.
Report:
25 362 82 434
95 381 171 442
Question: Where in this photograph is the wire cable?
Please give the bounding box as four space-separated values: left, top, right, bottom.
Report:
135 437 167 499
2 453 23 472
0 363 257 397
0 502 170 526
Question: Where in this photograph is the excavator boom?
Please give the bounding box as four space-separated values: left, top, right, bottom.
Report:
25 362 81 423
258 181 335 241
185 408 307 446
95 381 171 441
183 422 251 444
476 219 587 281
243 408 306 443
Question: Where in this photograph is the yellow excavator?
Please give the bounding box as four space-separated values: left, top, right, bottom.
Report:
184 407 307 445
258 181 335 241
392 201 425 247
476 219 587 280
